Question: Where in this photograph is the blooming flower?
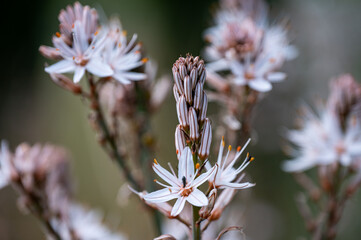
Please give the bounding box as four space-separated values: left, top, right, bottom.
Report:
283 104 361 172
206 137 255 189
204 2 297 92
51 203 127 240
144 147 217 216
45 20 113 83
102 18 148 84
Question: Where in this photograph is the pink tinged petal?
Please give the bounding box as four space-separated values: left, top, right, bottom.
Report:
171 197 186 216
86 59 113 77
267 72 286 82
218 181 255 189
192 165 217 188
178 147 194 182
73 66 85 83
248 78 272 92
229 61 244 76
143 188 179 203
233 77 247 85
206 59 229 72
186 189 208 207
45 60 75 74
153 162 180 187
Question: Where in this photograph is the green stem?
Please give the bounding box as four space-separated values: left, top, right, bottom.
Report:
192 152 201 240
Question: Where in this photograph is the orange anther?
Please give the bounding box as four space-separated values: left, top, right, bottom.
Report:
141 58 148 63
195 163 200 169
153 158 158 164
55 32 61 38
237 146 241 152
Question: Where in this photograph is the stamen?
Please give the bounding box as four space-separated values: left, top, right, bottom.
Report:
153 158 158 165
250 157 255 162
222 136 225 147
153 179 157 182
55 48 60 51
195 163 200 169
72 23 74 29
118 43 121 48
141 58 148 63
135 50 140 54
176 150 179 155
94 31 99 36
55 32 61 38
72 56 75 60
228 145 232 151
237 146 241 152
122 30 127 36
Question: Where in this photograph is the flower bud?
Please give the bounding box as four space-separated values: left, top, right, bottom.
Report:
175 125 186 159
200 93 208 122
193 83 203 110
176 96 189 127
154 234 176 240
199 118 212 160
190 67 198 88
199 188 217 219
184 76 193 104
189 108 199 141
172 69 184 94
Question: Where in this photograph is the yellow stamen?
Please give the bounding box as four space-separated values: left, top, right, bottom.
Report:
153 179 157 182
122 30 127 36
72 56 75 60
153 158 158 164
250 157 255 162
221 136 225 147
94 30 99 36
176 150 179 155
228 145 232 151
195 163 200 169
247 152 250 158
141 58 148 63
237 146 241 152
55 32 61 38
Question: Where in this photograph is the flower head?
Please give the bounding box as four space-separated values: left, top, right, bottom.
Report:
144 147 217 216
283 75 361 172
206 137 255 189
204 1 296 92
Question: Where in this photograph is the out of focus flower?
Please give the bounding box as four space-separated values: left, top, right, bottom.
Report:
102 18 148 84
206 137 255 189
0 142 12 189
204 0 296 92
144 147 217 216
52 203 127 240
283 75 361 172
45 20 113 83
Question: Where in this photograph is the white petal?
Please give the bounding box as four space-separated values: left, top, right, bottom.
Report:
113 73 132 84
267 72 286 82
144 188 178 203
282 158 316 172
340 153 352 166
121 72 147 81
171 197 186 216
218 181 255 189
178 147 194 182
192 165 217 188
206 59 230 72
248 78 272 92
186 189 208 207
152 162 180 187
73 66 85 83
45 60 75 74
86 59 113 77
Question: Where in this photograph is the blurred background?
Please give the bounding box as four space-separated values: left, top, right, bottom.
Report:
1 0 361 239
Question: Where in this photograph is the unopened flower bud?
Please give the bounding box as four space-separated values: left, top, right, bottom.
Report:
39 46 63 60
200 93 208 122
189 108 199 141
193 83 203 110
199 118 212 160
179 64 187 80
173 85 180 102
176 96 189 127
190 67 198 88
184 76 193 104
199 188 217 219
175 125 186 159
49 73 82 94
173 69 184 94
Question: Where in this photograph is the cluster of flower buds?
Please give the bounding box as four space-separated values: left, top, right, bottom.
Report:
40 2 148 85
173 55 212 160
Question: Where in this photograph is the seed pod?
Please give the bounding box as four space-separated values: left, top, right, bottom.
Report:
189 108 199 141
176 96 189 127
199 118 212 160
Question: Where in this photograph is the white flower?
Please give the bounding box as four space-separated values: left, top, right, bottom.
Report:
0 141 12 189
204 5 297 92
45 20 113 83
52 203 127 240
283 105 361 172
102 19 147 84
144 147 217 216
206 138 255 189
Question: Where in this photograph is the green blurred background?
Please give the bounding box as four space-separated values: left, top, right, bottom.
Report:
1 0 361 239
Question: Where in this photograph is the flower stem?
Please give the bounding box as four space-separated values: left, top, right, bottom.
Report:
87 74 142 190
192 152 201 240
